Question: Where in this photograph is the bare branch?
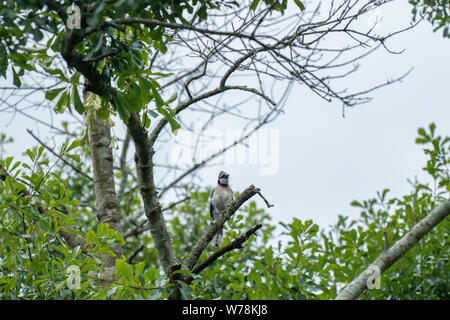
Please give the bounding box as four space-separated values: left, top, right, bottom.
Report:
127 244 145 264
109 18 260 41
192 224 262 274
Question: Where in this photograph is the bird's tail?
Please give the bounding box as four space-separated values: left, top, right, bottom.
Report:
212 227 223 247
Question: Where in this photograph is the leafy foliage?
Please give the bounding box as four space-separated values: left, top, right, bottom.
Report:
1 123 447 299
0 0 305 127
0 1 213 126
184 123 449 300
409 0 450 38
0 0 446 301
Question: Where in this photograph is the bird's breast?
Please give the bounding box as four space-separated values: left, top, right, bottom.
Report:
212 188 233 212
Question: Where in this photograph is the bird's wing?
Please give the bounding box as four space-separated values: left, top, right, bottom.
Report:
210 188 215 220
226 187 234 200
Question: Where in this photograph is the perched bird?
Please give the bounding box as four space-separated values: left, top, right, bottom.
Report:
210 171 233 247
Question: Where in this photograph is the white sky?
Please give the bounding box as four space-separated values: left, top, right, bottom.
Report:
165 0 450 230
0 1 449 234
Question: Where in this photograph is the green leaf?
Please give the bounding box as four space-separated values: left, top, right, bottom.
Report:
31 28 44 42
165 92 178 105
250 0 260 11
294 0 305 11
72 86 85 114
308 224 319 235
66 91 72 113
159 108 180 134
113 233 125 245
415 137 428 144
51 31 65 52
97 223 108 236
54 91 68 113
116 258 133 280
97 99 110 120
98 248 116 257
37 145 44 159
117 100 131 123
5 156 13 170
159 41 167 54
149 79 164 109
142 113 151 129
177 280 193 300
125 90 141 112
66 140 81 152
66 154 81 163
10 160 21 172
86 1 107 26
418 127 427 137
69 71 81 84
0 42 7 78
86 230 97 244
45 87 65 101
112 93 131 123
12 67 21 88
135 261 145 276
429 123 436 137
40 64 69 82
350 200 363 208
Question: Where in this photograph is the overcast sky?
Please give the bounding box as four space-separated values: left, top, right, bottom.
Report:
168 0 450 231
0 1 449 234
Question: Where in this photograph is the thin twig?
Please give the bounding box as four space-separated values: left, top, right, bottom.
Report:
27 129 93 181
127 244 145 264
256 190 274 208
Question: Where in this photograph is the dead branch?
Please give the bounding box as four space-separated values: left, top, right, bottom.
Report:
192 224 262 274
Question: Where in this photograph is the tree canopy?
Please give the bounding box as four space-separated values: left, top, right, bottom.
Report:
0 0 448 300
409 0 450 38
0 123 448 299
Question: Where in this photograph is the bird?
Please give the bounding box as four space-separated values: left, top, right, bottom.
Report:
210 171 233 247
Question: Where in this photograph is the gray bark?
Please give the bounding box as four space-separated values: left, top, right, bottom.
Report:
126 113 180 274
59 230 89 252
118 132 131 203
89 117 124 280
192 224 262 274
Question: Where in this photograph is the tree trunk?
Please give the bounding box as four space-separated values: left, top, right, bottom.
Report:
126 113 180 273
88 109 124 281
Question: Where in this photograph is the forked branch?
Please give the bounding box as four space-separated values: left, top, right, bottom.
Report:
192 224 263 274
